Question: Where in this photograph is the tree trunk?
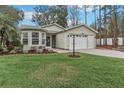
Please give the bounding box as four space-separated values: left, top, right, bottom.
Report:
113 6 118 48
85 6 87 24
99 5 102 46
109 6 114 47
104 6 107 46
122 6 124 47
94 6 97 30
0 28 5 46
122 26 124 47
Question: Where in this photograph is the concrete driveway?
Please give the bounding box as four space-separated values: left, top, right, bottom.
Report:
77 49 124 58
53 48 124 58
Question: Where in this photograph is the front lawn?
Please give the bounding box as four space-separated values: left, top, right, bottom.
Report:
0 53 124 87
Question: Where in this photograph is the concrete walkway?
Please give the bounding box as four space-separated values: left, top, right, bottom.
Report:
53 48 124 58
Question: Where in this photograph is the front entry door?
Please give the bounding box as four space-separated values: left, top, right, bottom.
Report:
52 35 56 48
46 36 50 47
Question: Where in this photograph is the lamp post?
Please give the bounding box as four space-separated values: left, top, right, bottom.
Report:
73 35 75 56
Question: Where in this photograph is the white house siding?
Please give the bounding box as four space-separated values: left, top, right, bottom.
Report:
56 32 66 49
56 26 96 50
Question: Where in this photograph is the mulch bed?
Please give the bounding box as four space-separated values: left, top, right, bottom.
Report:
0 51 57 56
96 45 113 49
68 52 81 58
0 52 22 56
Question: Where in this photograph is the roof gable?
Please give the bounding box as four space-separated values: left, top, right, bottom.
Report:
19 25 47 32
56 24 98 34
65 24 98 33
41 23 65 31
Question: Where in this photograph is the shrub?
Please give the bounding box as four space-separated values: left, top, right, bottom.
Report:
17 44 23 53
11 39 21 47
43 48 49 54
0 45 3 52
7 45 14 52
28 47 37 53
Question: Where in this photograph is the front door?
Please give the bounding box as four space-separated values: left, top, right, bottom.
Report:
46 36 50 47
52 35 56 48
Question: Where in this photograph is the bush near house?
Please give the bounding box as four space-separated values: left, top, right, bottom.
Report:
0 45 3 52
28 47 37 53
43 48 49 54
0 6 24 54
7 45 14 52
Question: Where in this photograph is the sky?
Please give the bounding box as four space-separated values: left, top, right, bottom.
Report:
13 5 36 26
13 5 95 27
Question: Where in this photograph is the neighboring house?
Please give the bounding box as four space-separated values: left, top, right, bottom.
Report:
20 23 98 52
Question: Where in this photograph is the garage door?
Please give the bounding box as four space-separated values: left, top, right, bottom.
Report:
87 36 95 48
69 35 95 50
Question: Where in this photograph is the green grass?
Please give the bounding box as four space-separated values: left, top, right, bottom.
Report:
0 53 124 87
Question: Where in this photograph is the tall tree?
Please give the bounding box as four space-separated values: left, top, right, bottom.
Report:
83 5 89 24
92 5 98 30
32 5 51 26
68 5 80 26
122 6 124 47
0 5 24 47
32 5 68 27
0 5 24 23
53 5 68 27
98 5 102 46
101 5 107 46
111 5 120 48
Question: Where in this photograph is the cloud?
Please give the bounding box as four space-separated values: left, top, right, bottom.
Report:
19 11 36 26
20 19 36 26
24 11 33 20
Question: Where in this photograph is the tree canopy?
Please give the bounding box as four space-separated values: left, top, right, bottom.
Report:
32 5 68 27
0 5 24 47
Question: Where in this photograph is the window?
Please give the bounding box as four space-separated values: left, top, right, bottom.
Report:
23 32 28 45
32 32 39 45
42 33 45 44
42 39 45 45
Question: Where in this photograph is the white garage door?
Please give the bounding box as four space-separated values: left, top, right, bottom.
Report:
69 35 95 50
87 36 95 49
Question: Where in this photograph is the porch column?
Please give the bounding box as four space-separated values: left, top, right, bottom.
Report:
29 32 32 46
39 32 42 46
50 35 52 48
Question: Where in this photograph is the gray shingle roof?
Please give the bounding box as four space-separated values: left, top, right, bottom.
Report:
20 23 98 34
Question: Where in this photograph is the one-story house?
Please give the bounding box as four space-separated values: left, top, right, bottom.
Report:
20 23 98 52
